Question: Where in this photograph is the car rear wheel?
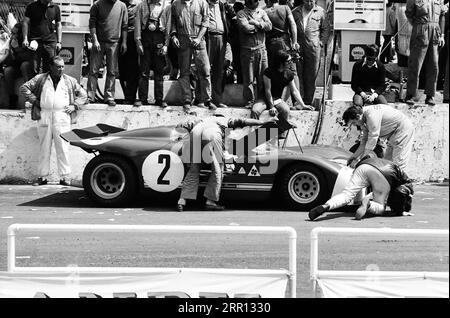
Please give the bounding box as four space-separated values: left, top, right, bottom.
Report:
82 154 138 207
278 164 328 211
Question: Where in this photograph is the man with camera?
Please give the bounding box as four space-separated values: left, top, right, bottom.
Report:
135 0 171 107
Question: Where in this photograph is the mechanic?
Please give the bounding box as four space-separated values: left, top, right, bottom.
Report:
20 56 87 186
251 50 313 126
343 104 415 171
176 115 278 212
308 154 414 221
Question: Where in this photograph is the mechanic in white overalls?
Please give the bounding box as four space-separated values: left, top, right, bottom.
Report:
343 104 415 171
176 115 277 211
20 56 87 186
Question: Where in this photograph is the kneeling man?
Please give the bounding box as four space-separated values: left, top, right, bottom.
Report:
308 155 414 221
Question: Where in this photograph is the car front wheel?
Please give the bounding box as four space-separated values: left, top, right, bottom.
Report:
278 164 328 211
82 154 138 207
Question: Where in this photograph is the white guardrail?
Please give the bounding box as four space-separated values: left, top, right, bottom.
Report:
310 227 450 298
7 224 297 298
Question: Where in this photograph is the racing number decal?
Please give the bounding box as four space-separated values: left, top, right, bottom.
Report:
157 154 171 185
142 150 184 192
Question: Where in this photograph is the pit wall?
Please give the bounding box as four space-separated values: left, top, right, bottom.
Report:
0 101 448 184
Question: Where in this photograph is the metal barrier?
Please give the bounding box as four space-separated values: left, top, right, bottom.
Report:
310 227 449 297
7 223 297 297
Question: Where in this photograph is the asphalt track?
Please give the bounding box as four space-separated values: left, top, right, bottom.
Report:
0 183 448 298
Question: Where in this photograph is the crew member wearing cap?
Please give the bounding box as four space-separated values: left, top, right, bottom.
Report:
22 0 62 76
308 155 414 221
350 44 388 107
343 104 415 171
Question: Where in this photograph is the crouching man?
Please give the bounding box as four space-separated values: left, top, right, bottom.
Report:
308 154 414 221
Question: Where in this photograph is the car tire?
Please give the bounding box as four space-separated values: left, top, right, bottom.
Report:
82 154 138 207
278 164 329 211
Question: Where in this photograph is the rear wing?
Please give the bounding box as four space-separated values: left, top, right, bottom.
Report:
60 124 125 144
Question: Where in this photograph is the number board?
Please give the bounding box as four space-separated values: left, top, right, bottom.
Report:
142 150 185 192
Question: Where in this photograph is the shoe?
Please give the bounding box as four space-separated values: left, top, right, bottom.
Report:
245 101 253 109
355 196 371 220
33 177 48 186
155 100 168 108
177 204 184 212
59 179 70 186
183 103 196 114
205 101 217 110
192 98 200 106
205 203 225 211
217 103 228 108
308 204 330 221
196 102 207 108
404 96 415 106
425 96 435 106
133 100 142 107
106 99 116 107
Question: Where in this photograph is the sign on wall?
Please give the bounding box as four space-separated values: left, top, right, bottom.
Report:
349 44 368 62
54 0 92 33
333 0 386 31
59 47 75 64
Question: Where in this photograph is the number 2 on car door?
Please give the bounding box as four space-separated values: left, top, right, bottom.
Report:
157 154 171 185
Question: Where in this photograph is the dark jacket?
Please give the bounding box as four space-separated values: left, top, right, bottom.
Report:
356 157 411 190
351 58 386 95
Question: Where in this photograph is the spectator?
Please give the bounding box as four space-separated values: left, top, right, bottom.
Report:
308 155 414 221
443 8 449 103
87 0 128 107
2 22 34 108
404 0 446 106
343 104 415 171
206 0 234 108
237 0 272 108
20 56 87 186
351 44 388 107
176 115 278 211
279 0 294 9
134 0 171 108
118 0 140 106
292 0 330 105
264 0 299 69
170 0 216 112
380 1 396 64
22 0 62 76
251 50 313 124
166 0 179 80
229 0 244 84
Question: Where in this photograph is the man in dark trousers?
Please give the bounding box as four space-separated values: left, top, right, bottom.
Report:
351 44 388 107
87 0 128 107
22 0 62 76
308 155 414 221
119 0 140 106
206 0 234 108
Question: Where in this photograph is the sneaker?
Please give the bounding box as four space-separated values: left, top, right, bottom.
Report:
308 204 330 221
106 99 116 107
205 101 217 110
404 96 415 106
59 179 70 186
133 100 142 107
355 196 371 220
33 177 48 186
425 96 435 106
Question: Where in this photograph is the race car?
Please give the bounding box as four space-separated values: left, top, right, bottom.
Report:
61 120 363 210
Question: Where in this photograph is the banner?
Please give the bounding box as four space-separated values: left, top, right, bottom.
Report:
316 273 449 298
0 268 289 298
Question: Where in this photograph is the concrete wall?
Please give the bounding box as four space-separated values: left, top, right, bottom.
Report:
0 101 448 184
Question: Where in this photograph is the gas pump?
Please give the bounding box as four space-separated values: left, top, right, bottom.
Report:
334 0 386 82
54 0 91 82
